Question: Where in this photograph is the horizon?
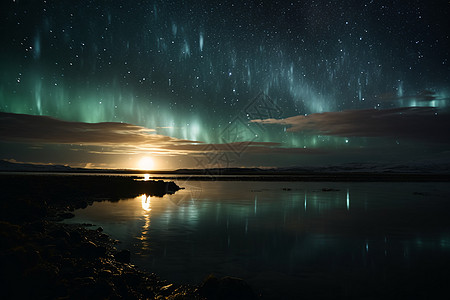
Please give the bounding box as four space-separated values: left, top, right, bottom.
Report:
2 158 450 175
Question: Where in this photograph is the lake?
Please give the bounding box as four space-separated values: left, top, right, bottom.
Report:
66 180 450 299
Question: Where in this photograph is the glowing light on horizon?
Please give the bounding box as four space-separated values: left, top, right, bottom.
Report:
138 157 154 171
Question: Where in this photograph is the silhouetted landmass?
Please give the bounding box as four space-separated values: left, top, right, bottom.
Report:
0 175 181 223
0 159 75 172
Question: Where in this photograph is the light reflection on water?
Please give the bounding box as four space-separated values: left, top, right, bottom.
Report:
67 181 450 298
138 195 151 251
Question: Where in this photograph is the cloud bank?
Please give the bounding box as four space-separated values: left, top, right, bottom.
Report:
0 112 322 157
252 107 450 143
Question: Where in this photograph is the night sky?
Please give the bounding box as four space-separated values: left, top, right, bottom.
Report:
1 0 449 169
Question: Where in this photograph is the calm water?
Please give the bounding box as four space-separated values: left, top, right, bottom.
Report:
67 180 450 299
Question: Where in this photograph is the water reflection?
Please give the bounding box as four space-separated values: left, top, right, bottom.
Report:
139 217 151 247
346 188 350 210
67 181 450 299
138 195 151 251
141 194 151 211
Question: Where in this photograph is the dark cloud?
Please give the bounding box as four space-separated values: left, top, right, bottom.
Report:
252 107 450 143
0 112 324 157
0 112 192 146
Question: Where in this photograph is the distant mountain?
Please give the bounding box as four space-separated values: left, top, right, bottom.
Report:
173 167 269 175
313 162 450 174
0 160 75 172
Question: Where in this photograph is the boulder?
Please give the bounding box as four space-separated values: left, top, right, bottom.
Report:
115 249 131 263
69 230 83 243
49 228 70 239
58 212 75 219
80 241 106 258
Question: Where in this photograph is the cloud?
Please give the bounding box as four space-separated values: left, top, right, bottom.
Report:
252 107 450 143
0 112 325 157
0 112 193 146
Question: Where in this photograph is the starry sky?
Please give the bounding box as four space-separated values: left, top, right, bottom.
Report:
0 0 449 170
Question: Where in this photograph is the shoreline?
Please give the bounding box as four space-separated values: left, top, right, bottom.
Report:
0 220 202 299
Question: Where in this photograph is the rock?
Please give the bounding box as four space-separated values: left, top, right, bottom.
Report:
23 220 46 233
200 275 258 300
58 212 75 219
49 228 70 239
48 253 63 264
74 276 96 286
77 200 88 209
115 249 131 263
159 283 175 296
91 278 116 299
24 262 59 283
99 233 109 240
96 226 104 232
122 270 141 286
80 241 106 258
53 237 70 252
52 282 69 298
69 230 83 243
167 181 181 192
0 221 24 249
200 274 219 296
99 269 113 278
59 258 76 276
97 245 107 256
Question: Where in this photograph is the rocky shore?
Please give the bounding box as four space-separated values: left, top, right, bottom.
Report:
0 220 203 299
0 174 258 300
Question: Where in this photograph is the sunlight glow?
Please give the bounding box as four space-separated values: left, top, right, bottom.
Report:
138 156 154 170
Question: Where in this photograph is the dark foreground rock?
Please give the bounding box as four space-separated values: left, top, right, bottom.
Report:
0 220 203 299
